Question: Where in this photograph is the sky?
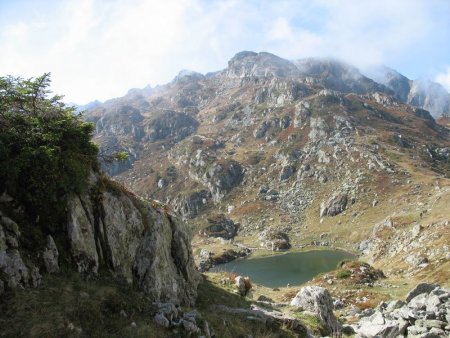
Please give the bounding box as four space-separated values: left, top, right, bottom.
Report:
1 0 450 104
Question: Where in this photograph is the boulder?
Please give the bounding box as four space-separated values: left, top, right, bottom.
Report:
355 312 400 338
253 121 270 138
406 283 439 302
409 293 428 310
279 165 295 181
157 178 168 188
204 214 238 239
235 276 247 296
353 284 450 338
259 228 291 251
153 313 170 328
290 286 340 333
0 213 39 290
320 193 348 217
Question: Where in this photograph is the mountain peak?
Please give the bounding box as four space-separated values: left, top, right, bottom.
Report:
366 65 450 117
173 69 204 83
225 51 299 78
294 57 389 95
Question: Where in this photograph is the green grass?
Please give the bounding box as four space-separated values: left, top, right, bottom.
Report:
0 273 169 338
0 271 304 338
292 311 328 337
196 274 298 338
336 270 352 279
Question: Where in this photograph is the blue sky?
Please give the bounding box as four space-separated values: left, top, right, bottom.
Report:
1 0 449 103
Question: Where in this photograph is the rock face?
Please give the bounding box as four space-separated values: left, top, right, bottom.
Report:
42 235 59 274
171 190 210 219
66 178 200 305
145 110 199 142
290 286 340 333
205 161 244 202
204 214 238 239
190 158 244 202
195 247 250 272
405 282 439 302
352 284 450 338
0 175 200 306
0 212 42 293
259 228 291 251
320 193 348 217
226 51 300 79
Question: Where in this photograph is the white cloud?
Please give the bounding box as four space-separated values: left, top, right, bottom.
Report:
435 66 450 92
269 17 295 41
0 0 448 103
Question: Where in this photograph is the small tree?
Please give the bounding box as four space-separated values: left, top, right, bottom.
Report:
0 73 98 233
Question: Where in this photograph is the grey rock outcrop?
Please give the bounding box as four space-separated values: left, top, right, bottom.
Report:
406 283 439 302
66 178 200 306
0 212 40 291
259 228 291 251
216 304 308 336
226 51 300 79
290 286 340 333
204 214 238 239
190 158 244 202
153 302 213 336
352 284 450 337
42 235 59 273
171 190 210 219
320 193 348 217
279 165 295 181
145 110 199 142
235 275 247 296
355 311 400 338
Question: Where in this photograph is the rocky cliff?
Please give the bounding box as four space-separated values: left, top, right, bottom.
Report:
0 173 200 306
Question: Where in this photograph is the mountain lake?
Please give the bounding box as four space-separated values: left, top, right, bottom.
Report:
212 249 356 288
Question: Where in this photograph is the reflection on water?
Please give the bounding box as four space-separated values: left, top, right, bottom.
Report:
212 250 355 288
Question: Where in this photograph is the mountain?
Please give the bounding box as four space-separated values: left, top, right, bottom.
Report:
84 51 450 291
75 99 102 112
365 65 450 118
2 53 450 337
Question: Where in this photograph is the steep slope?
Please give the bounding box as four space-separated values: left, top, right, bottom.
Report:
84 51 450 287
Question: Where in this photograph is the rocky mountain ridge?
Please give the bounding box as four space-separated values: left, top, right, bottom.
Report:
366 65 450 118
83 51 450 289
1 52 450 337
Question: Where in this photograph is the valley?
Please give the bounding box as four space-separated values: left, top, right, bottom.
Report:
1 51 450 337
86 51 450 289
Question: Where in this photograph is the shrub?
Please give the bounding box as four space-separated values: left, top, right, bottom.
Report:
0 74 98 234
243 277 252 292
336 259 352 269
336 269 352 279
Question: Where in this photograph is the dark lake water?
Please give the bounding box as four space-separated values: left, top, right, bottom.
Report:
212 250 355 288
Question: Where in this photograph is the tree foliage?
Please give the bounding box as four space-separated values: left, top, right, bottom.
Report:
0 73 98 232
